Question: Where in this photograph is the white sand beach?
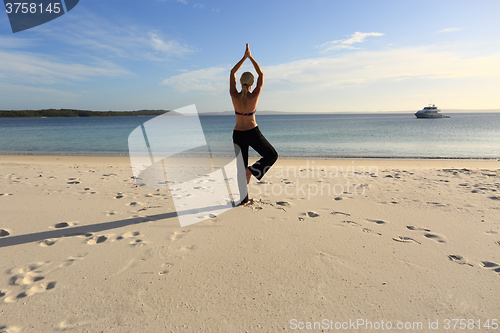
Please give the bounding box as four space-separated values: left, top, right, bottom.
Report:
0 155 499 332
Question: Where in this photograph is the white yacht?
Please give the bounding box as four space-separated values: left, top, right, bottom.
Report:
414 104 450 118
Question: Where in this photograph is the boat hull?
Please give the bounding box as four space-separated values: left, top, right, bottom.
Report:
415 112 449 118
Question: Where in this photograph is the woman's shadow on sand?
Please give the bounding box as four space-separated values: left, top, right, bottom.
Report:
0 204 228 248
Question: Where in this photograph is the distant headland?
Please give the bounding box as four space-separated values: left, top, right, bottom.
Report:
0 109 172 118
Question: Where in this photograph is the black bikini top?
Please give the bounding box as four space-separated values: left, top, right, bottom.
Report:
235 110 256 116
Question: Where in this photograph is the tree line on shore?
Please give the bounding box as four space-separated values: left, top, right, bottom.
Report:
0 109 171 118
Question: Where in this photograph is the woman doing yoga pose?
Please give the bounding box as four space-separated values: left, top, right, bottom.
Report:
230 44 278 205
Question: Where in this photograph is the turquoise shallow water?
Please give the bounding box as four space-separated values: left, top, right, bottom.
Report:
1 113 499 158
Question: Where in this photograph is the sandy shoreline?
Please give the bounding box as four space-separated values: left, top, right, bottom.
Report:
1 155 499 332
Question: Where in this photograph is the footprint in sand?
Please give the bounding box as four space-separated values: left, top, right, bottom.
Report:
334 220 381 236
116 231 140 240
59 254 87 268
115 232 145 247
4 282 56 303
86 235 108 245
102 173 117 177
82 187 97 195
115 193 124 199
306 211 320 218
169 230 191 241
197 213 217 220
448 255 473 267
276 201 290 207
341 220 360 226
5 262 49 276
362 228 382 236
0 229 10 237
26 281 56 296
56 318 92 331
331 211 350 216
367 219 388 225
406 226 446 243
159 262 173 275
137 205 162 212
406 226 431 232
66 178 80 185
9 274 44 286
427 201 447 207
392 236 421 244
40 239 58 247
129 239 146 247
0 325 21 333
480 261 500 273
423 233 447 243
179 245 196 252
4 292 28 303
298 212 320 220
63 232 93 238
51 221 77 229
2 258 71 304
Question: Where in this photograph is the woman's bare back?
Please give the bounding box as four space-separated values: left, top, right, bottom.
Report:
229 44 264 131
231 91 259 130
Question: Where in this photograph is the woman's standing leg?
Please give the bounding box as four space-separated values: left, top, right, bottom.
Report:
233 130 250 204
247 127 278 181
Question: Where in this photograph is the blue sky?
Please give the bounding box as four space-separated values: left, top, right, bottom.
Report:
1 0 499 113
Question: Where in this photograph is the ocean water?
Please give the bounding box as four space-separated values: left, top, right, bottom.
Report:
0 113 499 158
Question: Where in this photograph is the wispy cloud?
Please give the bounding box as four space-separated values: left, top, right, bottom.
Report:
148 32 196 57
318 32 384 52
53 10 196 60
161 67 227 93
0 81 81 99
161 46 500 96
437 27 463 33
0 35 40 49
0 51 131 85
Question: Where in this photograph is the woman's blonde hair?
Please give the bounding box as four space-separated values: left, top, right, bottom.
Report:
240 71 254 106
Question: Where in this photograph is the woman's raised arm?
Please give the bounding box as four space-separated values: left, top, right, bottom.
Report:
246 45 264 94
229 46 248 95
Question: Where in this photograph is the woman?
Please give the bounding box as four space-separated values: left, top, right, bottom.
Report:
230 44 278 205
